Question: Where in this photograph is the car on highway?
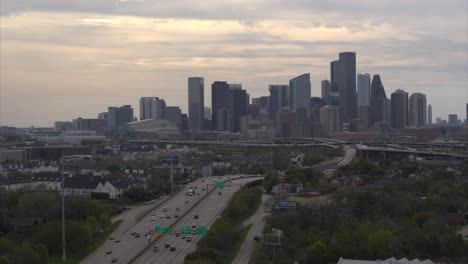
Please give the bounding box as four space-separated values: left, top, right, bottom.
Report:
111 258 118 263
153 246 159 252
175 214 179 218
135 233 140 238
163 208 168 212
165 243 170 248
185 200 189 203
194 215 199 219
170 246 176 251
150 216 155 221
186 235 192 242
176 208 180 211
106 250 112 254
192 224 196 228
109 236 114 240
115 239 121 243
202 188 205 191
166 214 171 219
218 192 222 195
160 214 165 218
181 235 186 239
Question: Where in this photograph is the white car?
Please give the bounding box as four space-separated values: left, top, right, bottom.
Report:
160 214 165 218
150 216 155 221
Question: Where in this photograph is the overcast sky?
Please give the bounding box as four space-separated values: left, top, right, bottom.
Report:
1 0 467 127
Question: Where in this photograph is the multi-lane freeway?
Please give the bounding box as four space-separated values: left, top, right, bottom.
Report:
134 176 263 264
81 175 263 264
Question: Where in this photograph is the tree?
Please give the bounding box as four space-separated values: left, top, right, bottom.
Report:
99 212 111 230
124 186 147 202
0 256 9 264
367 230 392 258
33 244 48 264
304 155 324 166
307 240 330 264
13 241 40 264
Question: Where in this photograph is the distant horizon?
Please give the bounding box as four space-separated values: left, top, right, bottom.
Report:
1 0 467 127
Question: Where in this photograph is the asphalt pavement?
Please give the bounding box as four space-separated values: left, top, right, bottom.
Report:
81 175 262 264
133 176 264 264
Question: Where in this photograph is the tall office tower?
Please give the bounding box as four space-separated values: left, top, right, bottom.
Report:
181 113 189 131
188 77 204 131
252 96 269 115
229 88 247 132
204 107 212 120
369 75 388 126
357 105 369 129
409 93 427 127
139 97 166 120
337 52 357 124
390 89 409 129
357 73 371 107
275 107 297 138
165 106 182 127
321 80 331 104
211 81 230 130
428 104 433 125
466 103 468 125
320 105 340 136
330 60 340 106
269 85 289 119
448 114 458 126
310 97 325 122
289 73 311 116
108 105 133 129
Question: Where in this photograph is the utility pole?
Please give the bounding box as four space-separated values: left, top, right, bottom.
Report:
61 132 66 261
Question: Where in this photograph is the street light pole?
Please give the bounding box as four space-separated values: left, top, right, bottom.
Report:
61 132 66 261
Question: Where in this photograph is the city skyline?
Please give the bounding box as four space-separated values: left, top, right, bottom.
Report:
0 0 467 127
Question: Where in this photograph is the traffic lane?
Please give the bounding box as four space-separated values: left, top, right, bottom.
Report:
138 184 241 264
96 177 256 264
164 187 239 264
160 187 238 264
135 186 235 264
82 179 208 264
133 184 238 264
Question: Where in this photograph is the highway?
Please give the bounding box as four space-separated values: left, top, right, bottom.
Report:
81 175 263 264
133 176 263 264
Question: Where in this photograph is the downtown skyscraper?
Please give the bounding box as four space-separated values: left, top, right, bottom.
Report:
269 85 289 118
188 77 204 131
211 81 230 131
390 89 409 129
369 74 389 127
337 52 357 124
330 60 340 106
357 73 371 107
139 97 166 120
289 73 311 116
409 93 427 127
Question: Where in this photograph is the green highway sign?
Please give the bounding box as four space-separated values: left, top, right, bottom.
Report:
196 226 207 235
181 226 192 235
154 226 169 235
215 182 225 188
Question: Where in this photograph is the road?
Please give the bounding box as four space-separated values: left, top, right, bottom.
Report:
81 175 263 264
110 197 169 238
232 194 270 264
133 176 264 264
